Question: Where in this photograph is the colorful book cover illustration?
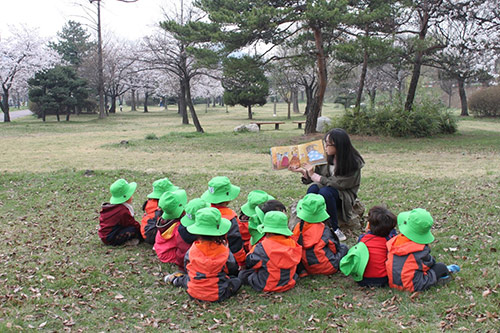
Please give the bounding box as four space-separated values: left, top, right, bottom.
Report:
270 139 327 170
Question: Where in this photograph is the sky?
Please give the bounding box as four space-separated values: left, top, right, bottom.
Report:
0 0 183 41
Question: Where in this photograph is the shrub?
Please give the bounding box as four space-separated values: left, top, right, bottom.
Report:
335 99 457 137
469 86 500 117
145 133 158 140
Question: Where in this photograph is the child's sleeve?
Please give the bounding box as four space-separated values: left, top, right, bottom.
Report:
226 217 246 267
226 252 239 276
245 244 264 270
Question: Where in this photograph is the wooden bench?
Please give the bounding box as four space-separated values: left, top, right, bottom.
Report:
293 120 306 129
251 121 285 130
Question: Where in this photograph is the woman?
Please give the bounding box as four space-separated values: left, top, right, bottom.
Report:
290 128 364 241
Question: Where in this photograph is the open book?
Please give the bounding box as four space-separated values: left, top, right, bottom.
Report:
270 139 327 170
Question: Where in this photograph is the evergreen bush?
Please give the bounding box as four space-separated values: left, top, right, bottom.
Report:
335 99 457 137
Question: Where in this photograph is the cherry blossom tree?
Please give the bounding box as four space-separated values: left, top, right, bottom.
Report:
1 26 60 122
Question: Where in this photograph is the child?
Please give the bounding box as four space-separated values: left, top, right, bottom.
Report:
386 208 460 291
292 193 348 276
349 206 397 287
201 176 246 268
141 178 179 244
239 190 274 252
98 179 141 246
175 198 210 271
165 207 241 302
154 189 187 268
248 200 286 248
239 211 302 293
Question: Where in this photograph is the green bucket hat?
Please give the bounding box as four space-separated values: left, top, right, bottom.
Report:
249 206 265 245
241 190 275 217
109 178 137 204
186 207 231 236
257 211 292 236
158 189 187 220
397 208 435 244
340 242 369 282
201 176 240 204
180 198 210 227
147 178 179 199
296 193 330 223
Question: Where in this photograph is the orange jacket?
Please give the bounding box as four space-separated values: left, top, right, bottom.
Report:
245 235 302 292
185 240 238 302
386 234 438 292
292 221 348 275
212 205 246 267
140 199 160 244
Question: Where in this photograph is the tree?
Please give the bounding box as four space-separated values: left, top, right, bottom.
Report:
222 56 269 119
196 0 350 134
49 20 94 67
0 26 60 122
430 0 500 116
28 66 89 122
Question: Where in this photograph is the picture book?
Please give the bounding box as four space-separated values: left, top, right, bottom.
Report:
270 139 327 170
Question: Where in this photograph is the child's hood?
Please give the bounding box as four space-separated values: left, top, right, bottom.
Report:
387 235 425 256
192 241 229 272
266 236 302 269
100 203 131 218
300 223 324 248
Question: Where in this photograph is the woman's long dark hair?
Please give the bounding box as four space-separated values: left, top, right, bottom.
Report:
324 128 364 176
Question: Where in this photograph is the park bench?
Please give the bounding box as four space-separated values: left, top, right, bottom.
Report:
293 120 306 129
251 121 285 130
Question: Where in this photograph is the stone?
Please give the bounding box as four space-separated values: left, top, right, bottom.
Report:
316 116 332 132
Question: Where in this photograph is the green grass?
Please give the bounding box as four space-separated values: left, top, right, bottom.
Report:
0 104 499 331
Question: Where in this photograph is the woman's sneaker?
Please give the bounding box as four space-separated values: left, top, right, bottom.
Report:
335 228 347 241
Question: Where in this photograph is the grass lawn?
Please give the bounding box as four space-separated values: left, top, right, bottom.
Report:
0 103 499 331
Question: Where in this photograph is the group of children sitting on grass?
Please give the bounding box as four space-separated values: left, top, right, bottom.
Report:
98 176 460 302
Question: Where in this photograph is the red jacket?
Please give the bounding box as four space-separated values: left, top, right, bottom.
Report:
386 234 438 291
292 222 348 275
185 240 238 302
140 199 160 244
212 205 246 267
359 233 390 278
155 219 181 266
98 203 140 244
245 235 302 292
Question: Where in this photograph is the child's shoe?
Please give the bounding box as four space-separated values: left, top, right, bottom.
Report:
437 275 451 286
164 271 185 285
447 264 460 274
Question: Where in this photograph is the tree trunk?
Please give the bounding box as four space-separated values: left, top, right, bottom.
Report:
42 109 46 122
448 92 452 108
457 78 469 116
305 26 327 134
179 81 189 124
287 101 291 119
56 109 60 122
248 105 252 120
144 91 149 113
1 89 11 122
368 89 376 110
97 0 106 119
355 49 369 112
131 89 136 111
185 78 204 133
292 87 299 113
66 107 71 121
109 96 116 113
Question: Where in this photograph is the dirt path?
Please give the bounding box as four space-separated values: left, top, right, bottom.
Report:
9 109 33 120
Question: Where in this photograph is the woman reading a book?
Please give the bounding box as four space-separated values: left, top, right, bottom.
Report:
289 128 364 241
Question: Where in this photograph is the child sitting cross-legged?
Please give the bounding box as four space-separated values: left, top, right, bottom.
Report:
340 205 397 287
154 189 187 269
239 211 302 293
292 193 349 277
164 207 241 302
98 179 142 246
386 208 460 291
201 176 247 268
141 178 179 244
